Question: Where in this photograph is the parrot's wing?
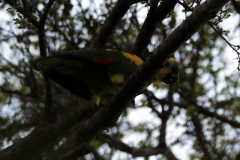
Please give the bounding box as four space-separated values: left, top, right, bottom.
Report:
46 71 91 100
57 49 143 73
30 55 120 108
30 50 181 109
30 57 99 100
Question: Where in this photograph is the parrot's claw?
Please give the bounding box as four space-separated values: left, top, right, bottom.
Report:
91 103 106 111
90 95 102 111
92 105 101 111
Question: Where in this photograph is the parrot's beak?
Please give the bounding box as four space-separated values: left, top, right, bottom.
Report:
162 72 179 85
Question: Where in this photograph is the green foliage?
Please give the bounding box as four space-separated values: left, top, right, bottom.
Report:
13 13 26 29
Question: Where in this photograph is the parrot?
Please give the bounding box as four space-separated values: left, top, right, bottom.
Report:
30 49 178 109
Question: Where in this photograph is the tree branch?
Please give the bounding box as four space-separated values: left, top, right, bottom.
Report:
179 0 240 70
3 0 55 109
37 0 55 110
48 118 102 160
0 103 94 160
132 0 178 57
38 0 55 57
0 86 36 98
156 97 240 128
191 115 211 159
97 133 164 157
97 133 178 159
3 0 40 28
90 0 146 49
144 90 163 118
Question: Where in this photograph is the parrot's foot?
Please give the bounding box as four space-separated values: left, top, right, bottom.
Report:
92 105 101 111
90 95 104 111
91 102 106 111
90 95 101 111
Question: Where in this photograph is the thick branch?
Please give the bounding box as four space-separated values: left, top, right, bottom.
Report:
0 103 94 160
132 0 178 57
48 119 102 160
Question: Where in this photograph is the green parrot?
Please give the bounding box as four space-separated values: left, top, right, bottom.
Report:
30 49 178 109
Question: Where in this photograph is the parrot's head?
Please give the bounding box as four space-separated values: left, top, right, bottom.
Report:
162 59 179 85
154 57 179 85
